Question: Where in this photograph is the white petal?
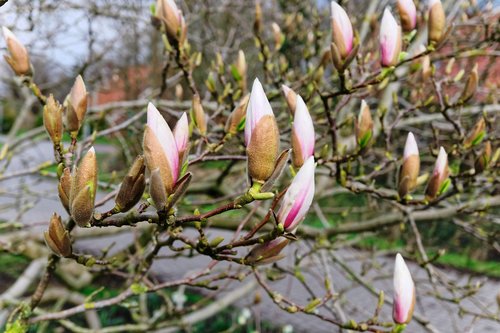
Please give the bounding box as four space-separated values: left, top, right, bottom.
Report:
403 132 419 159
245 78 274 145
435 146 447 174
147 103 179 179
331 1 353 51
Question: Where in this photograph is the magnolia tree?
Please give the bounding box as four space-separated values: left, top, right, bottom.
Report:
0 0 499 332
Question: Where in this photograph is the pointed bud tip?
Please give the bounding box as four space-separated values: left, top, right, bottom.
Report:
404 132 419 158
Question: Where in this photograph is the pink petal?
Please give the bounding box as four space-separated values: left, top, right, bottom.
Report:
174 112 189 152
293 95 315 160
380 8 400 66
278 156 316 232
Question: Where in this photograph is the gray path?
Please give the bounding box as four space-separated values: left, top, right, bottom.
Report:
1 138 499 333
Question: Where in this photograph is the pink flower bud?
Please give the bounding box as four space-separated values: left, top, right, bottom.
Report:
425 146 449 200
330 2 354 59
277 156 316 232
397 0 417 32
291 96 315 168
398 132 420 198
143 103 180 194
380 8 402 67
393 253 416 324
245 79 280 183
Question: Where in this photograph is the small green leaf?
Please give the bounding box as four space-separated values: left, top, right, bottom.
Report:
230 64 242 81
131 283 149 295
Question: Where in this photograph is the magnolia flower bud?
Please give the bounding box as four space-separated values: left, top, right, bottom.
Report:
398 132 420 198
225 94 249 135
245 79 280 183
393 253 415 324
292 96 315 168
245 237 290 266
143 103 179 196
235 50 247 91
428 0 446 45
355 100 373 149
44 213 72 257
175 83 183 100
174 112 189 163
43 94 63 145
282 85 297 115
397 0 417 32
58 167 72 213
380 8 402 67
330 2 354 59
425 147 449 200
459 63 478 103
277 156 315 232
464 117 486 148
2 26 31 76
155 0 187 44
271 22 284 50
474 141 492 173
115 155 146 212
417 44 431 81
70 147 97 227
192 94 207 136
65 75 88 134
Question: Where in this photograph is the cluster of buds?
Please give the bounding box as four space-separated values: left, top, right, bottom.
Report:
143 103 189 210
428 0 446 45
425 147 449 200
44 213 72 257
244 79 280 184
393 253 416 324
154 0 187 45
291 94 315 168
64 75 88 136
225 94 249 136
330 2 358 72
380 8 402 67
114 155 146 213
355 100 373 150
397 0 417 32
398 132 420 198
69 147 98 227
2 26 31 76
